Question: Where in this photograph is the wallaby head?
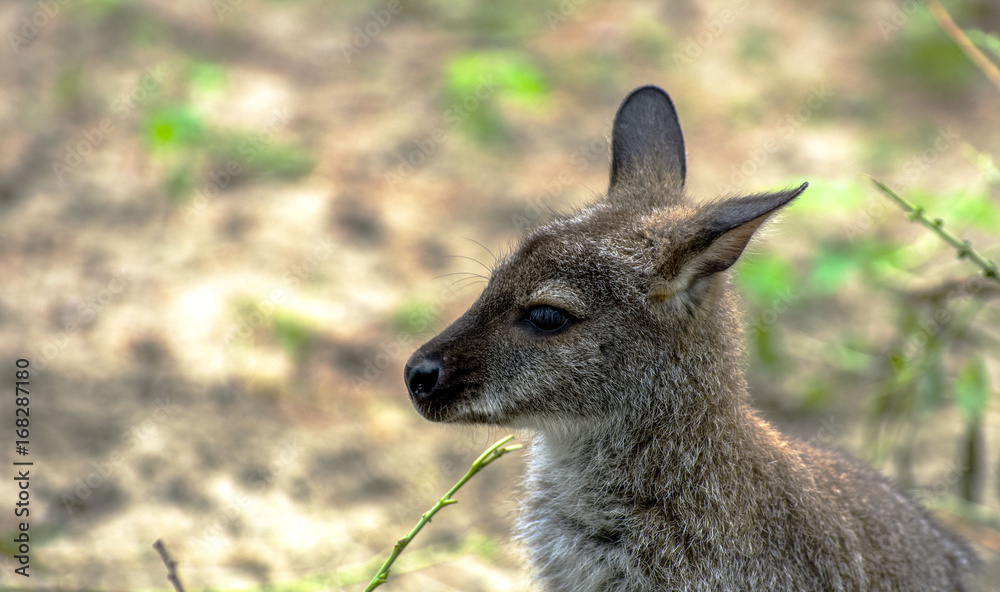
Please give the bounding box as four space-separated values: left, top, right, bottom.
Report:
404 86 806 430
403 86 977 591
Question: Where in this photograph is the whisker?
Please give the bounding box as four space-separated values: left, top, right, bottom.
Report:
434 271 488 281
460 235 499 266
443 254 493 274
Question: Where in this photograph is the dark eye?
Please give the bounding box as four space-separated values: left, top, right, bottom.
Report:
524 305 570 333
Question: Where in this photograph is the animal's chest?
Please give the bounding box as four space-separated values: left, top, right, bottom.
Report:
517 502 639 591
516 463 655 592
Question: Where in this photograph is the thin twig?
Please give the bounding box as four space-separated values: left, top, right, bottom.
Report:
153 539 187 592
927 0 1000 93
902 276 1000 301
365 435 522 591
869 177 1000 284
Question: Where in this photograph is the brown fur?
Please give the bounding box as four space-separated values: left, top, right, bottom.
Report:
404 86 978 591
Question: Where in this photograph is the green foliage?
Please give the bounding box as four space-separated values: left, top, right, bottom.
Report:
750 322 783 371
810 239 902 294
142 105 206 151
443 50 549 145
800 378 832 411
808 247 859 294
871 178 1000 281
134 60 314 202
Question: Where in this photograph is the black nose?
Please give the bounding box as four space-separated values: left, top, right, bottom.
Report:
405 357 442 398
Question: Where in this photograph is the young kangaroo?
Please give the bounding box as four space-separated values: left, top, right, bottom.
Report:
404 86 978 591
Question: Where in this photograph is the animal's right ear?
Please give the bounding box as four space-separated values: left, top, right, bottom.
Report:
608 85 686 197
646 183 808 309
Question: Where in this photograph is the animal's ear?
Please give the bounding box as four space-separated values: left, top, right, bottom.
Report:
609 85 686 195
649 183 808 303
688 183 808 276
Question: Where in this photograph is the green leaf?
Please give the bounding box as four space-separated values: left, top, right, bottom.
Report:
143 105 205 151
445 50 548 108
955 357 990 422
443 51 549 144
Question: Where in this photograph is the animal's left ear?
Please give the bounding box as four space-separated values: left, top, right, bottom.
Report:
608 85 686 196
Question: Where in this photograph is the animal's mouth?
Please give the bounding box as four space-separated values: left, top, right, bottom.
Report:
409 382 466 423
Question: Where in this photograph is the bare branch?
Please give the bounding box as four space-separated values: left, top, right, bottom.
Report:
153 539 187 592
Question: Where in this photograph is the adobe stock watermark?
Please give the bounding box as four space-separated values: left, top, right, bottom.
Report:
843 125 960 242
6 0 73 54
29 269 132 371
52 63 171 182
341 0 406 62
212 0 248 20
223 236 336 349
804 416 844 449
180 106 293 222
898 277 987 362
388 435 501 521
350 281 467 393
195 438 300 548
545 0 587 29
910 460 965 504
466 124 616 248
384 76 499 189
877 0 925 40
716 84 833 194
748 287 799 334
59 397 176 519
672 0 752 71
511 129 610 233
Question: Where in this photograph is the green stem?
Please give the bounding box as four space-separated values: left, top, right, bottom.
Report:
364 435 522 591
869 177 1000 284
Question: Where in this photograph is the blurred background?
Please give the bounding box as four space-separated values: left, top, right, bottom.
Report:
0 0 999 590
